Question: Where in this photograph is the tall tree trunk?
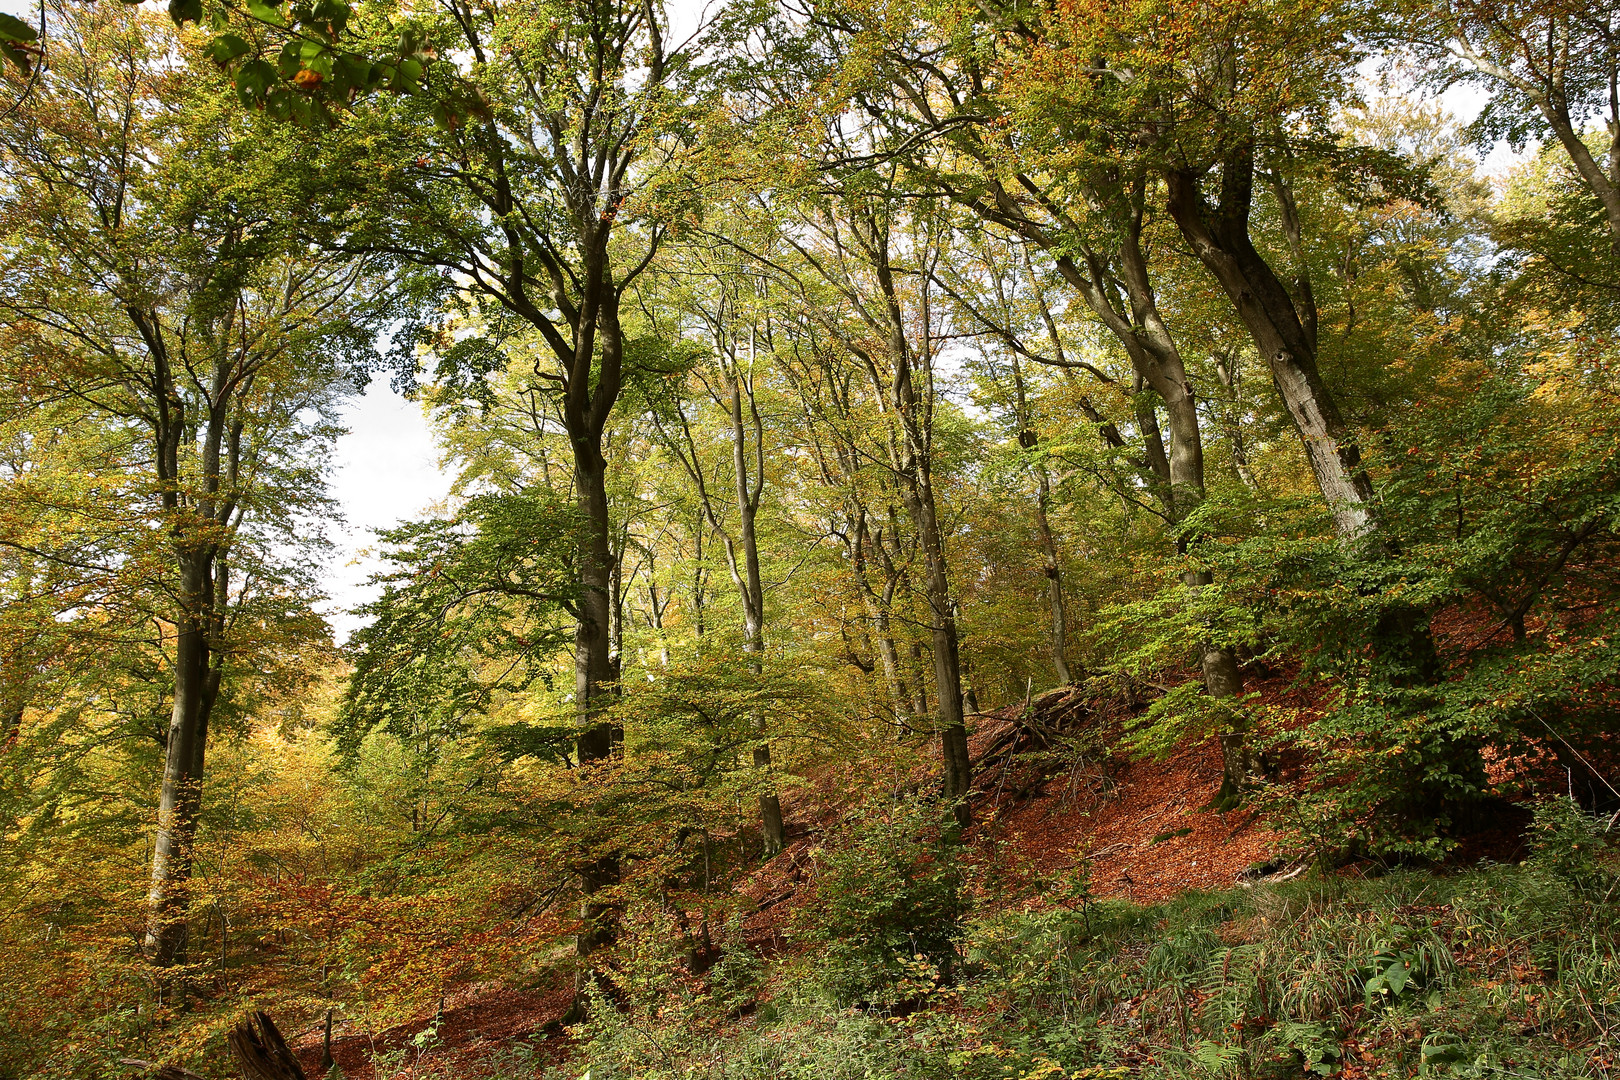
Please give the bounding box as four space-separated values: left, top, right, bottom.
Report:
1165 154 1376 540
909 639 930 718
860 220 972 819
1165 151 1440 689
571 444 620 958
145 551 214 967
908 484 971 817
561 266 626 968
727 370 785 854
1010 358 1074 687
996 176 1251 788
1034 467 1073 686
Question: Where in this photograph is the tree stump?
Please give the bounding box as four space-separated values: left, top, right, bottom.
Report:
226 1011 307 1080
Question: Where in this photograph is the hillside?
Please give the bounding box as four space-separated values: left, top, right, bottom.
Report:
280 679 1589 1080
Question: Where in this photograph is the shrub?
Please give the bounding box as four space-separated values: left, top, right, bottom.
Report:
801 796 968 1008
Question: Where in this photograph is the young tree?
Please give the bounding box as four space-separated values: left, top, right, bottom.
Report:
646 245 788 851
750 188 975 818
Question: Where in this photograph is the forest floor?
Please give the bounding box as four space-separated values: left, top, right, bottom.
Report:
288 670 1534 1078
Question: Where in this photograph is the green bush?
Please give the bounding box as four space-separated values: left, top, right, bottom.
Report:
801 796 968 1009
566 860 1620 1079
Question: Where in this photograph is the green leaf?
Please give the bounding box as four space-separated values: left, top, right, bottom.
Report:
265 85 294 121
232 57 277 103
167 0 204 26
204 33 252 67
0 12 39 43
246 0 287 26
276 39 302 78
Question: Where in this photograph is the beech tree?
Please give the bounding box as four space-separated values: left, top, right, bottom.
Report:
737 0 1256 793
323 0 698 958
757 190 975 817
0 3 385 965
646 242 788 851
1404 0 1620 252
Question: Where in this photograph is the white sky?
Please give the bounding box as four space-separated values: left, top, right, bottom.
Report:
322 382 450 640
0 0 1533 641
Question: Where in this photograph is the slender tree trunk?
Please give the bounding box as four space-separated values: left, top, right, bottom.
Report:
905 480 971 818
1034 469 1073 686
1213 354 1259 491
1010 359 1074 687
607 535 624 686
728 371 785 854
851 511 911 718
145 551 214 967
646 579 671 667
909 639 930 718
867 229 972 819
693 514 714 652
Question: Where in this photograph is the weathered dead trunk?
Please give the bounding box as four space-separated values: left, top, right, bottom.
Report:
226 1011 307 1080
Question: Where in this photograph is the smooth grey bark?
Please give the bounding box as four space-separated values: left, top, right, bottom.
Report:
947 174 1251 788
1165 153 1378 540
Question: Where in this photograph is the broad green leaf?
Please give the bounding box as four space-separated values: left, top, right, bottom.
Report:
246 0 287 27
204 33 253 66
0 12 39 43
167 0 203 26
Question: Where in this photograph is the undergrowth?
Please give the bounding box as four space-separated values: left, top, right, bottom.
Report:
557 799 1618 1080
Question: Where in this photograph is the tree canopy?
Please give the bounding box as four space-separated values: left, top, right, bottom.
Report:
2 0 1619 1076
